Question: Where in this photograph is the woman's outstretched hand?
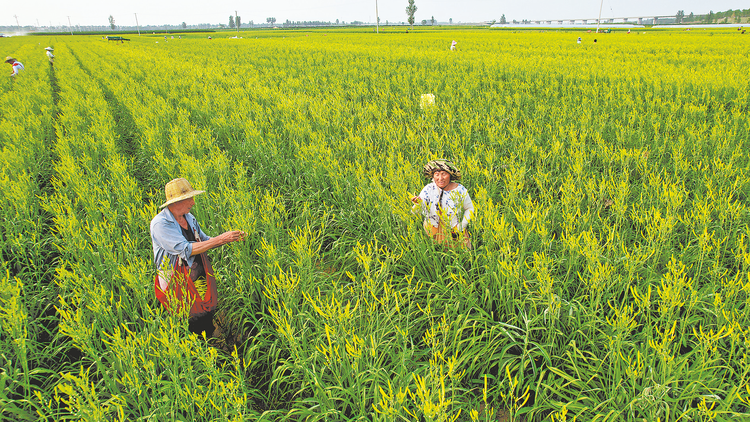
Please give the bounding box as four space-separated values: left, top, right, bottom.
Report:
191 230 246 256
217 230 246 245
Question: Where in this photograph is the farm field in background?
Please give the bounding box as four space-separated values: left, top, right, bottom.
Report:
1 27 749 420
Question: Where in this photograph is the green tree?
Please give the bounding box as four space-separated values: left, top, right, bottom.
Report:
449 18 453 24
500 14 507 24
236 15 241 28
676 10 684 23
267 17 276 24
431 15 435 25
108 15 115 30
181 21 187 29
406 0 417 29
229 15 235 28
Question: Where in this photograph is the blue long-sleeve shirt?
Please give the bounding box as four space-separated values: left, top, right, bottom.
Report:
150 208 210 289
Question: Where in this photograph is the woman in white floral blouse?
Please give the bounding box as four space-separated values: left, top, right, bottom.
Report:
411 159 474 248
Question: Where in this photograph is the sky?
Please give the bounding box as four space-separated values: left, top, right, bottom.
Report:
3 0 747 28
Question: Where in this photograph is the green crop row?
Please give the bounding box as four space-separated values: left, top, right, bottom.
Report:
0 36 58 421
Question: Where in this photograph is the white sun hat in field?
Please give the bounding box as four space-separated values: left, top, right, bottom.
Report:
420 93 435 109
45 47 54 51
160 178 205 208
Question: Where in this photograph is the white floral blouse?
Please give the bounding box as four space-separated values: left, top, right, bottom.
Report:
417 182 474 230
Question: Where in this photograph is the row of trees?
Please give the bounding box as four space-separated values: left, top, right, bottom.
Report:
102 1 449 33
97 7 749 32
676 9 749 24
282 20 335 27
701 8 750 23
228 15 242 29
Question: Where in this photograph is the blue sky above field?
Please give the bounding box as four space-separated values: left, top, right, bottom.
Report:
3 0 747 28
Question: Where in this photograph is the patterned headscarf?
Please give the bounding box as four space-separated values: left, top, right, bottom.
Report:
422 159 461 181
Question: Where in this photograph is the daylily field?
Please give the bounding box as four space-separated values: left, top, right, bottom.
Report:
1 27 749 421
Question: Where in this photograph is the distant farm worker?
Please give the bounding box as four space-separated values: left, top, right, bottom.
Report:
150 178 246 337
4 57 24 77
44 47 55 65
577 37 582 44
450 40 457 51
411 159 474 248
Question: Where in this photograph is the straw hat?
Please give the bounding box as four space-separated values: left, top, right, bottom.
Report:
422 159 461 181
159 178 205 208
4 57 15 63
44 47 54 51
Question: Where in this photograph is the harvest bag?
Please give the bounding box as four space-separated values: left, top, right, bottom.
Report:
154 252 217 319
423 221 472 249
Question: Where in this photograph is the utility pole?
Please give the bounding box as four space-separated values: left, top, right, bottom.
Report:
596 0 603 33
375 0 380 33
235 10 239 33
67 16 73 35
134 13 141 35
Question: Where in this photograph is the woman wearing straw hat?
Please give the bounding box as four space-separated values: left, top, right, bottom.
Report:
411 159 474 248
150 178 245 337
4 57 24 77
